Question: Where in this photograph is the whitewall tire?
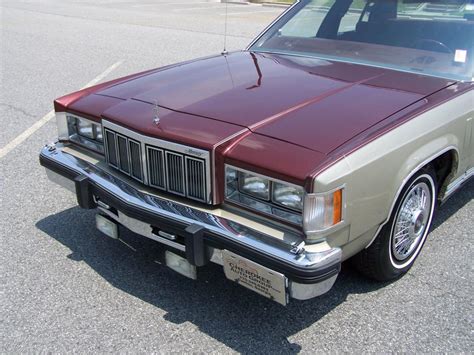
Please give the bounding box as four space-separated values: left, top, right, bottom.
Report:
354 168 437 281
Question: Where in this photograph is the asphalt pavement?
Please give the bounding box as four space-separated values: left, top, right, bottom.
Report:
1 0 473 352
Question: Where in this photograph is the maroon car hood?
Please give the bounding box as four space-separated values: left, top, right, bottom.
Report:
91 51 453 154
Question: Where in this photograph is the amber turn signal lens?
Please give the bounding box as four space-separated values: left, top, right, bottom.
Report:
333 189 342 225
303 187 344 234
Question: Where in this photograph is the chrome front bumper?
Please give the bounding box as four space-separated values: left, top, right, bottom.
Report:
40 143 341 304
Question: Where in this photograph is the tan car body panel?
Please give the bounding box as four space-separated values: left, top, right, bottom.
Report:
314 89 474 260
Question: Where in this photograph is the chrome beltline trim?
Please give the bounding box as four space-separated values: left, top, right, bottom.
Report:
41 143 341 270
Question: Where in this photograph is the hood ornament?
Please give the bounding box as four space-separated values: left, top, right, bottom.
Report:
153 100 160 126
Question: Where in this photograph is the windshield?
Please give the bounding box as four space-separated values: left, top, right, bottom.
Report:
250 0 474 81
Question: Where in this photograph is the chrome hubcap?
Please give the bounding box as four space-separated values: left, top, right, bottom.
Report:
392 182 432 261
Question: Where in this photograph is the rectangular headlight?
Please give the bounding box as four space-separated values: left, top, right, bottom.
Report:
76 119 95 139
225 165 303 226
272 182 304 211
238 171 270 200
56 113 104 154
303 188 344 233
68 115 102 140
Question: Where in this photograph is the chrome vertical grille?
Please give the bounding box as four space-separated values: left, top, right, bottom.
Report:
186 157 206 201
104 122 210 203
129 140 143 181
104 128 143 183
147 147 165 189
166 152 185 195
105 130 118 167
117 135 130 174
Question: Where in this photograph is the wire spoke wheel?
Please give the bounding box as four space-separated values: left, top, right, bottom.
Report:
354 169 437 281
391 182 432 261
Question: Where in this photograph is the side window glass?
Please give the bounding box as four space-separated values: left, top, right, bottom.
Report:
279 0 328 38
338 0 368 34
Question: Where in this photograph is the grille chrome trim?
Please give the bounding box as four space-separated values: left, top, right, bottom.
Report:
117 134 130 174
147 146 166 190
103 120 212 203
105 130 118 168
165 151 185 196
129 139 143 181
185 157 207 202
105 129 144 183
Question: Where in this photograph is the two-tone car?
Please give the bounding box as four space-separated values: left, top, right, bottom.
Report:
40 0 473 305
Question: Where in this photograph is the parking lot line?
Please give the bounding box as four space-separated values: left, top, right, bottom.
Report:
0 61 123 159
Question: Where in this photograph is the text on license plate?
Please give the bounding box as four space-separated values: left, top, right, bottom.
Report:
222 250 288 306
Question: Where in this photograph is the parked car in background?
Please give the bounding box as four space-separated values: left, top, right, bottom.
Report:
40 0 473 305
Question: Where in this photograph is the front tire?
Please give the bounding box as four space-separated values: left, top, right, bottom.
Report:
354 169 437 281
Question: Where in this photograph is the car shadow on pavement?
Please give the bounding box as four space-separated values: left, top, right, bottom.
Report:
35 180 472 353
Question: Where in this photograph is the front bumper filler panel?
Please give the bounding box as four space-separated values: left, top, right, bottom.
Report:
40 143 341 303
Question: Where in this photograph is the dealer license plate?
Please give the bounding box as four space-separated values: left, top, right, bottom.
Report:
222 250 288 305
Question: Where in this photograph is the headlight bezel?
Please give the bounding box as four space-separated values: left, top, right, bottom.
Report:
57 112 104 154
225 165 346 235
225 165 305 226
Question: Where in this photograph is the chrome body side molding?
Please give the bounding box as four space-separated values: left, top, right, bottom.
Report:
443 167 474 202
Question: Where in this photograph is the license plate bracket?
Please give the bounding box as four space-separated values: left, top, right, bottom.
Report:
222 250 288 305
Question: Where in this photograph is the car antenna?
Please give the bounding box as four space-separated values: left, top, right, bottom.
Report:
222 1 229 55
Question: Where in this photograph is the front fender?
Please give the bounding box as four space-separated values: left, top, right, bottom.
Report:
312 90 472 258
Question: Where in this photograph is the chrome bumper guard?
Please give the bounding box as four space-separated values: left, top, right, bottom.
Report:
40 143 341 304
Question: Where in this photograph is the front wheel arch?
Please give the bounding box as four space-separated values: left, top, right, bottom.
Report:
354 168 438 281
365 146 457 250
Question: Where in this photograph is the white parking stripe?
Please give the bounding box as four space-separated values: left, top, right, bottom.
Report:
0 61 123 159
83 61 123 89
